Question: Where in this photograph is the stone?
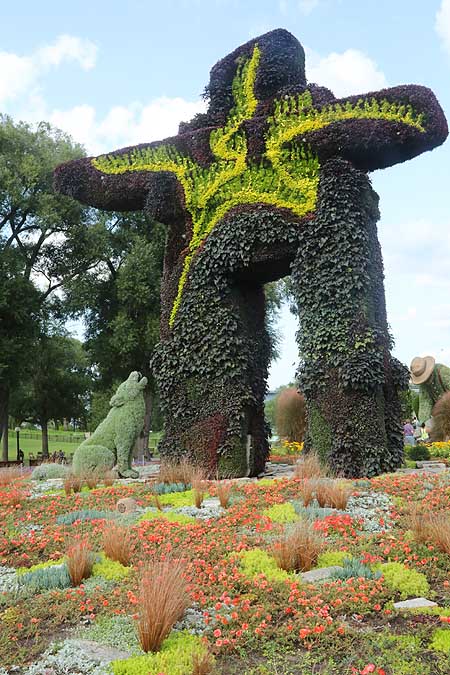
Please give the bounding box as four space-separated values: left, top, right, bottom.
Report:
393 597 438 609
416 461 446 469
300 566 343 583
116 497 138 513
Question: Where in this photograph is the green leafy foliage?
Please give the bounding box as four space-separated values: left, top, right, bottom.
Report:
405 445 431 461
31 463 70 480
111 631 210 675
139 510 197 525
316 550 351 568
262 502 298 523
377 562 430 599
92 553 130 581
239 548 292 583
430 628 450 654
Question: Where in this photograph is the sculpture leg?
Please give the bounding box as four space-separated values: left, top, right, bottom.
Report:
292 159 400 477
154 278 270 478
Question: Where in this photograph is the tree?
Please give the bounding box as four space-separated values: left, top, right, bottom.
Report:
10 329 92 456
275 387 306 443
66 213 166 452
0 115 104 458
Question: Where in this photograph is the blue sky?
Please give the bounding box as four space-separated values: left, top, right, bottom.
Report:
2 0 450 388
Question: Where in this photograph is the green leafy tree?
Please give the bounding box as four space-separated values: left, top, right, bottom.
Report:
10 330 92 456
66 213 166 451
0 115 104 458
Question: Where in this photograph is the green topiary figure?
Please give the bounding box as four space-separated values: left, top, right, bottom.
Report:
73 371 147 478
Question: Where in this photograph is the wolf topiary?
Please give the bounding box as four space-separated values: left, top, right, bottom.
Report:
73 372 147 479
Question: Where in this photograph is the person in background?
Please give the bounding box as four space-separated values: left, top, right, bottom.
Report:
403 419 415 446
410 356 450 423
420 422 429 442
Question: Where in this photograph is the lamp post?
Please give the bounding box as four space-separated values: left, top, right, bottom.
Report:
15 427 21 462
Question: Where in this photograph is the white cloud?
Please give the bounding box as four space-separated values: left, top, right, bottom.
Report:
47 96 207 155
0 35 97 107
306 47 387 97
36 34 97 70
436 0 450 56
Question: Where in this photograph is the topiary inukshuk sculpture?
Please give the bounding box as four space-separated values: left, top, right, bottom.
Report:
55 30 447 478
73 371 147 478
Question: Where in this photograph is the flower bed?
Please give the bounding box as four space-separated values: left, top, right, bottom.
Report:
0 469 449 674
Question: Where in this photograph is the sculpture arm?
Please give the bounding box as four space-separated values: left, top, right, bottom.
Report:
272 85 448 172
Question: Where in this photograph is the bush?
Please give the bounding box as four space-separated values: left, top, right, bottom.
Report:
135 559 189 653
405 445 431 461
32 463 69 480
430 628 450 654
275 387 306 442
378 561 429 599
112 631 210 675
432 392 450 442
92 553 130 581
239 548 291 583
262 502 298 523
20 563 71 591
317 550 351 568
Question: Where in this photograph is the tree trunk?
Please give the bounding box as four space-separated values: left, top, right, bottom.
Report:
0 385 9 462
41 419 49 458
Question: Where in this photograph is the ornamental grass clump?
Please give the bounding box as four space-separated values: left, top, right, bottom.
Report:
102 523 133 566
294 452 328 480
315 480 351 509
135 558 189 653
215 480 232 508
158 458 198 486
0 466 23 487
66 539 94 586
271 521 325 572
426 512 450 555
192 649 215 675
297 478 316 507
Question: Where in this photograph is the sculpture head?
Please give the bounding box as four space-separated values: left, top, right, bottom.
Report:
110 371 148 408
410 355 435 385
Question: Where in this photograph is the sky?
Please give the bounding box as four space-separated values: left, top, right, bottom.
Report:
1 0 450 389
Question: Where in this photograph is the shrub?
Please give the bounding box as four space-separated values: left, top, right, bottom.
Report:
431 392 450 442
405 445 431 461
102 523 133 566
262 502 298 523
112 632 210 675
275 387 306 442
317 550 351 568
92 553 130 581
271 521 325 572
378 561 429 599
57 510 117 526
331 558 381 581
239 548 291 583
66 540 94 586
19 563 71 591
135 559 189 653
31 463 69 480
430 628 450 654
294 453 328 480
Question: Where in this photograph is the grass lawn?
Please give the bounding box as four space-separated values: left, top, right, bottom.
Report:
6 430 162 460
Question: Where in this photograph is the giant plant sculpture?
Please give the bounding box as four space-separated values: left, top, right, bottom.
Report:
55 30 447 477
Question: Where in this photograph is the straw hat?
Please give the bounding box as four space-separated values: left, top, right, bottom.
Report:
410 356 435 385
